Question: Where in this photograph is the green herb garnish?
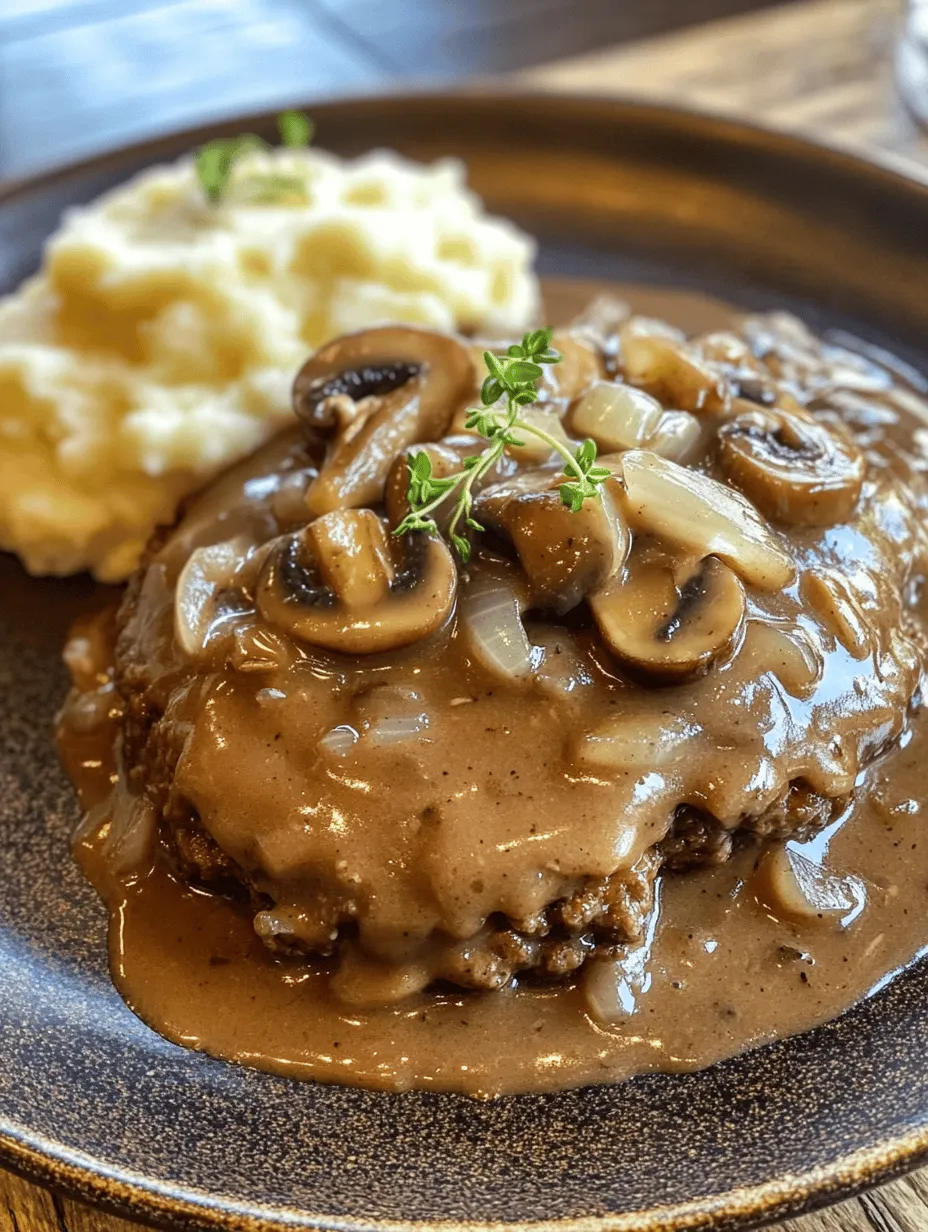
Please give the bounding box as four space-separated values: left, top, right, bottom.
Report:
195 111 314 205
194 133 265 205
278 110 315 148
395 328 611 562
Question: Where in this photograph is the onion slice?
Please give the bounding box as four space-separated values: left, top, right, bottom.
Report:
174 538 249 658
620 450 795 591
459 572 532 682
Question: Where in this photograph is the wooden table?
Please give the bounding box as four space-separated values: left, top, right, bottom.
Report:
3 2 928 1230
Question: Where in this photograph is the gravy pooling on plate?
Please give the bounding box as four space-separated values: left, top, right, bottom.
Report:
58 282 928 1097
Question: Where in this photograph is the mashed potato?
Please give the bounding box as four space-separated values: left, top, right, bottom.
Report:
0 146 538 580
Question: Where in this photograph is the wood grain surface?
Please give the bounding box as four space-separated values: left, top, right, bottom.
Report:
3 1 928 1230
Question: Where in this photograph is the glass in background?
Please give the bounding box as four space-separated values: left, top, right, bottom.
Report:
899 0 928 128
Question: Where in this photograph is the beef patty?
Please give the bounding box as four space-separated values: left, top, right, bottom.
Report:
89 306 926 997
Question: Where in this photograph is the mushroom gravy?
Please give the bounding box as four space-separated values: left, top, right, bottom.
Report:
58 282 928 1096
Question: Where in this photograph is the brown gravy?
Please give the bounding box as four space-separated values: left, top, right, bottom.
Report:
58 281 928 1097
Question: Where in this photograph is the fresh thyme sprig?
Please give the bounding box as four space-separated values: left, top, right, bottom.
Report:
194 111 315 205
395 328 612 562
278 110 315 148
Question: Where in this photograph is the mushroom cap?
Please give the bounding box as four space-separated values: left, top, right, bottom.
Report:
620 317 729 414
475 470 630 614
717 408 866 527
306 385 425 517
384 437 520 532
590 553 746 683
255 509 457 654
384 441 464 530
293 325 473 431
294 360 422 432
293 326 475 517
619 449 796 592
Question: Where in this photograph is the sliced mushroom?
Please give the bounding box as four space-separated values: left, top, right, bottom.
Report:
383 435 518 531
475 470 630 614
310 506 394 608
694 330 778 406
619 450 795 591
255 508 456 653
620 318 728 414
590 553 745 682
293 327 474 516
717 408 865 526
753 843 867 928
570 380 663 452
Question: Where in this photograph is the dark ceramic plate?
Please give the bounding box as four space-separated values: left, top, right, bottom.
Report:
2 93 928 1232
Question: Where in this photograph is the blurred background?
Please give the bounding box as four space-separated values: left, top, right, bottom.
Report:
0 0 926 179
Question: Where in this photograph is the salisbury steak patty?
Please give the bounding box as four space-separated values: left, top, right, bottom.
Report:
88 306 927 1002
116 585 843 992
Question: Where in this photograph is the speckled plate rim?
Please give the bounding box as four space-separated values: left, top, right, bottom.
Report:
2 89 928 1232
1 1117 927 1232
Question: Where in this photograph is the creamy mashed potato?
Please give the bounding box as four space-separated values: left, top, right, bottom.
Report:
0 147 538 580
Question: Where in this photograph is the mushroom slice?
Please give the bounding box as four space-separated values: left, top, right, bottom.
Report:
717 408 866 526
620 318 728 414
591 554 745 682
308 506 395 609
570 380 663 452
384 441 462 530
305 384 424 516
384 436 517 531
753 843 867 928
293 326 475 516
619 450 795 591
255 509 456 654
476 471 630 614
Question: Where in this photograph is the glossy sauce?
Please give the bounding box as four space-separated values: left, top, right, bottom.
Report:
58 281 928 1097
